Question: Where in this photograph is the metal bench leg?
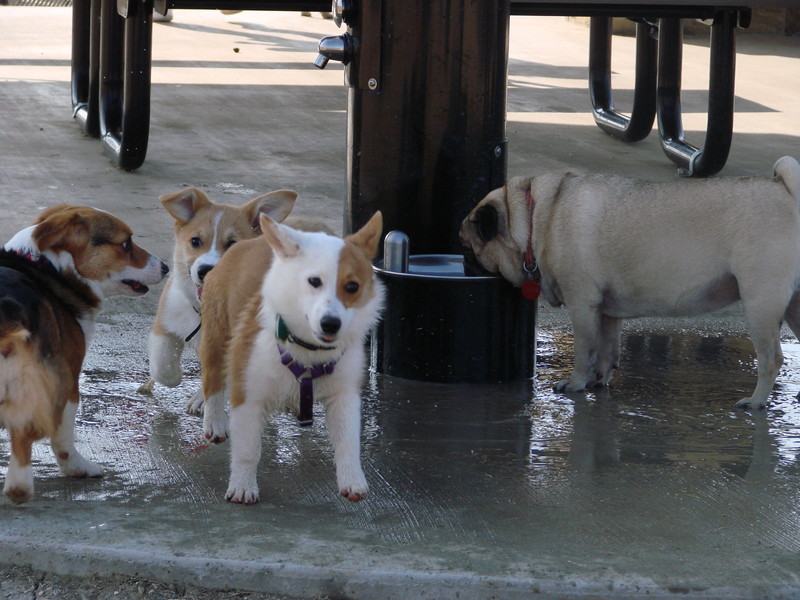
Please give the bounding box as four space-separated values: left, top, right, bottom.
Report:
656 11 738 177
71 0 100 137
98 0 153 171
589 17 657 142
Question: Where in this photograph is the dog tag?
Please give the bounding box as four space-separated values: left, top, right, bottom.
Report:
521 280 540 300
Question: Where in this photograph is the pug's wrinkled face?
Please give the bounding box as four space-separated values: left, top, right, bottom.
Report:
459 179 530 287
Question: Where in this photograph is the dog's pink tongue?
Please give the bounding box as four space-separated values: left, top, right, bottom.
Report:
196 284 203 300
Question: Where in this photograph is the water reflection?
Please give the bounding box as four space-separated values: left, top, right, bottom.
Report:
6 313 800 534
531 329 800 483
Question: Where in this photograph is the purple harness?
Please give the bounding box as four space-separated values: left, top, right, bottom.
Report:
277 341 338 427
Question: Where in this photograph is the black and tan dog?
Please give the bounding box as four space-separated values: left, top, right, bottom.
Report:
0 205 167 503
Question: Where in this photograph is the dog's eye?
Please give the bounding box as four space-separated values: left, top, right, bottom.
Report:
121 239 132 253
308 277 322 288
344 281 360 294
475 205 498 243
191 237 202 249
224 239 236 250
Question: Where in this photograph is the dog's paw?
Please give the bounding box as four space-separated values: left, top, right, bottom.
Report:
735 397 768 410
137 378 155 395
4 485 32 504
58 453 104 478
3 467 34 504
150 366 182 388
203 419 228 444
185 389 205 415
340 484 368 502
337 468 368 502
554 379 587 393
202 393 228 443
203 402 230 444
225 479 259 505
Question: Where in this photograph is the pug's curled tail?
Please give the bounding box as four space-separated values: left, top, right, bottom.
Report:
774 156 800 203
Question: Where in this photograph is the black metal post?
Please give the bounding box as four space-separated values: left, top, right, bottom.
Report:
657 11 738 177
333 0 535 383
71 0 101 137
98 0 153 171
589 17 657 143
344 0 510 253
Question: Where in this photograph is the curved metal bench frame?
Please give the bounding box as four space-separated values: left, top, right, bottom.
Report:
70 2 751 176
588 9 748 176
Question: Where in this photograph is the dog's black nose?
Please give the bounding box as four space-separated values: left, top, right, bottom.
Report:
320 315 341 335
161 261 170 276
196 264 213 282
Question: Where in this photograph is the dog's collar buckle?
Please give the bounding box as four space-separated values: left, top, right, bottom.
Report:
277 342 338 426
523 257 538 276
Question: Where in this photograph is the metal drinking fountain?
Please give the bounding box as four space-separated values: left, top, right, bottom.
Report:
316 0 536 383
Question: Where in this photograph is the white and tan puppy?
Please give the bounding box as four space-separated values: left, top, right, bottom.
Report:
1 205 167 503
460 156 800 409
143 187 297 412
198 217 334 445
200 213 383 504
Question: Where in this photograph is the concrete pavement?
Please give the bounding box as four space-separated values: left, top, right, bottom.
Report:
1 7 800 599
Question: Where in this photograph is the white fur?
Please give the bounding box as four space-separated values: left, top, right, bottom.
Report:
145 214 221 400
191 212 225 288
223 226 383 504
0 333 52 433
51 401 103 478
4 225 37 255
147 282 201 389
3 456 33 504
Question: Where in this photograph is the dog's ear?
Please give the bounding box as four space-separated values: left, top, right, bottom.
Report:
474 204 499 242
346 211 383 260
245 190 298 230
34 203 74 224
260 214 300 258
159 188 210 224
33 208 90 254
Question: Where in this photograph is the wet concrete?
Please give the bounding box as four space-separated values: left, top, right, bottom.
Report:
5 308 800 598
2 7 800 599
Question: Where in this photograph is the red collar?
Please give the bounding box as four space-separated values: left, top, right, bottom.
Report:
520 183 540 301
523 184 537 277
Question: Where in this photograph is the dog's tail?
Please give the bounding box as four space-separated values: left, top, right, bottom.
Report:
774 156 800 204
0 297 32 358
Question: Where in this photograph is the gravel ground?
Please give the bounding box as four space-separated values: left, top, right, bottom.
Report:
0 566 326 600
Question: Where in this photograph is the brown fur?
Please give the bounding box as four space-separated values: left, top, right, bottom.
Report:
198 218 334 424
335 228 381 309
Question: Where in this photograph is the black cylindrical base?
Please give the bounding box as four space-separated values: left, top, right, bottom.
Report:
372 256 536 384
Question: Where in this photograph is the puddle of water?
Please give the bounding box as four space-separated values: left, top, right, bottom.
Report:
5 308 800 563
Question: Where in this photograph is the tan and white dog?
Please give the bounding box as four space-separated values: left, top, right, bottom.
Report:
460 156 800 409
199 213 383 504
142 187 297 412
1 205 168 503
